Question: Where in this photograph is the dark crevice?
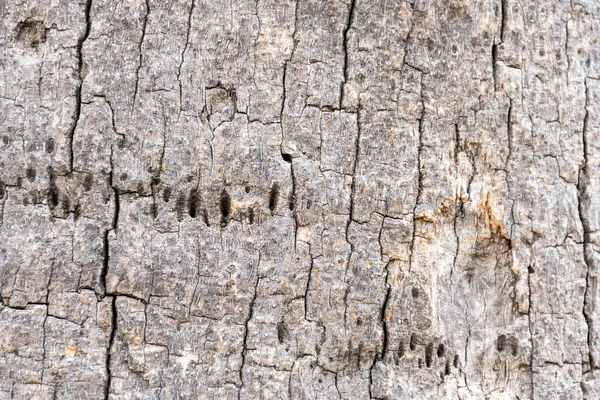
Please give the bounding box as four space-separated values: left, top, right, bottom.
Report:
304 253 315 320
188 190 201 219
579 79 594 371
506 98 513 168
408 84 425 272
492 44 498 91
268 183 279 215
68 0 92 172
380 285 391 360
500 0 508 43
409 333 418 351
162 186 171 203
281 153 292 163
98 172 119 299
47 167 59 210
220 189 231 227
341 0 357 106
425 342 434 368
104 296 117 400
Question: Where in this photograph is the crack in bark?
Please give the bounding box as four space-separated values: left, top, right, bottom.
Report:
103 296 117 400
238 254 261 397
579 78 594 371
340 0 356 107
132 0 150 112
408 81 425 272
68 0 92 172
343 107 361 326
177 0 196 115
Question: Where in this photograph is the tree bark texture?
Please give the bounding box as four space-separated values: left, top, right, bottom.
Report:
1 0 600 398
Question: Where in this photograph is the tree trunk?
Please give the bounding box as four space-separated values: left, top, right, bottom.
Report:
1 0 599 398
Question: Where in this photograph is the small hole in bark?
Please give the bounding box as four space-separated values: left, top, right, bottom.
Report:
445 360 452 376
496 334 506 352
83 174 93 191
356 318 362 326
427 38 434 52
245 186 251 193
453 354 459 368
188 190 200 219
277 320 287 344
62 195 70 217
0 181 4 199
398 339 405 359
163 187 171 202
268 183 279 214
418 358 424 369
528 266 535 274
119 173 128 181
437 343 445 358
425 342 434 367
48 187 59 209
151 176 160 186
45 138 54 153
281 153 292 163
176 193 186 221
248 208 254 224
411 287 419 298
2 136 9 145
74 203 81 221
151 203 158 219
220 189 231 227
409 333 418 351
26 167 36 182
203 209 210 226
510 338 519 356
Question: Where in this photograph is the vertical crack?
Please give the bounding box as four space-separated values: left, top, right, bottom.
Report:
492 44 499 92
379 283 391 360
304 251 315 320
132 0 150 112
68 0 92 172
578 79 594 371
97 167 120 298
500 0 507 43
177 0 196 114
408 81 425 272
238 253 261 398
340 0 356 106
343 107 361 326
104 296 117 400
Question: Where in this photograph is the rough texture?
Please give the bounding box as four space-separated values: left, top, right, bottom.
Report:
1 0 600 398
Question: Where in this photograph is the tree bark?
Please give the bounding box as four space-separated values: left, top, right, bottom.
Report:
1 0 600 398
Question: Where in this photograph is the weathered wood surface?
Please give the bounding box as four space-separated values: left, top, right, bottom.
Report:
1 0 600 398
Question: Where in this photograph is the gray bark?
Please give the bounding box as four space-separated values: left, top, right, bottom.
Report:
1 0 600 398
